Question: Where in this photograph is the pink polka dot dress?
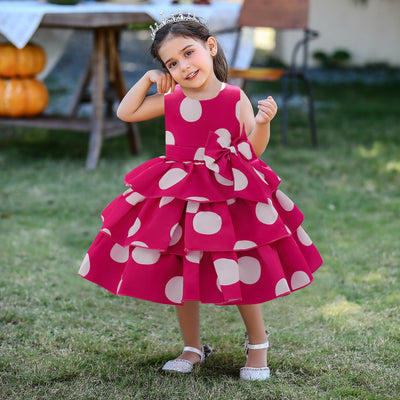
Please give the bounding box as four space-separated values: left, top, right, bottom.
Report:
79 83 323 305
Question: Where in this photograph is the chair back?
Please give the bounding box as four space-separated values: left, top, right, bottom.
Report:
238 0 309 30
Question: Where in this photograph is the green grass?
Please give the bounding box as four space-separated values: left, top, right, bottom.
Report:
1 79 400 399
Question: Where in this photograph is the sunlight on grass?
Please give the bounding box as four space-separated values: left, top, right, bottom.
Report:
357 142 383 159
322 298 362 319
385 160 400 173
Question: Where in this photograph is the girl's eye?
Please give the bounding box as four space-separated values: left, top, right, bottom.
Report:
185 50 193 57
167 61 177 69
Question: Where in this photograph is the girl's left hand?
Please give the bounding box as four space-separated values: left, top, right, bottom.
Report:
255 96 278 125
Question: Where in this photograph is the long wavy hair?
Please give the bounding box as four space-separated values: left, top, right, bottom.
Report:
150 16 228 83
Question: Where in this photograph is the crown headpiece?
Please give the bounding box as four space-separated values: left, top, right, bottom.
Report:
150 10 198 40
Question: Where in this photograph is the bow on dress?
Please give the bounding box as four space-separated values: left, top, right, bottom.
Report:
203 128 257 190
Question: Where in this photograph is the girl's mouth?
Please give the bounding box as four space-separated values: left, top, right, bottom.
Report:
185 71 199 80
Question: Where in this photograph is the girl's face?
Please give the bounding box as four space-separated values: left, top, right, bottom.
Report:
158 34 219 95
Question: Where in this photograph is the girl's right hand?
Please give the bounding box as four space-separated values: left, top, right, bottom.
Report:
146 70 176 94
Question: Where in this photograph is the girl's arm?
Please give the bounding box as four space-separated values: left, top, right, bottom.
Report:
239 90 277 157
117 70 176 122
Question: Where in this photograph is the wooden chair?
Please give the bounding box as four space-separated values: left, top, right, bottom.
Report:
228 0 319 146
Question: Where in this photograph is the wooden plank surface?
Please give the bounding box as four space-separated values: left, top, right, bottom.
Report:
40 12 153 29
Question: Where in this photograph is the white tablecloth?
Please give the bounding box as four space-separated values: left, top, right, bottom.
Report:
0 1 253 76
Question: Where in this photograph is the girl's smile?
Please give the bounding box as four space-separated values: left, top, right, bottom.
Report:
158 35 220 99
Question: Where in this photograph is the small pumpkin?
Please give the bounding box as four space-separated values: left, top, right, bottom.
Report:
0 78 49 117
0 43 46 77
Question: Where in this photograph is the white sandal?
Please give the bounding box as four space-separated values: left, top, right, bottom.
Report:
240 331 270 381
162 345 212 373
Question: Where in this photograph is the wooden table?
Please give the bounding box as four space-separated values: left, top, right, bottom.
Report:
1 11 154 169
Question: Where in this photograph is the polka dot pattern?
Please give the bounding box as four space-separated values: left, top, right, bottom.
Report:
132 247 161 265
80 83 323 306
193 211 222 235
238 256 261 285
125 192 145 205
110 244 130 263
276 190 294 211
180 97 202 122
291 271 311 290
159 168 188 190
297 226 313 246
79 253 90 277
169 223 183 246
214 258 240 286
128 218 141 237
165 130 175 145
165 276 183 303
256 199 278 225
215 128 231 148
233 168 248 191
275 278 290 296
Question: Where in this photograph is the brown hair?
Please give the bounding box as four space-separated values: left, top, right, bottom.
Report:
150 16 228 83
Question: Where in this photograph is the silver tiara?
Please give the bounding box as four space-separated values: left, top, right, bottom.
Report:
150 10 198 40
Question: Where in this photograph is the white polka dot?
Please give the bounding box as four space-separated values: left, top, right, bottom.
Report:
159 168 188 190
275 278 290 296
220 82 226 91
165 130 175 145
234 240 257 250
297 226 312 246
123 187 133 196
102 228 111 236
185 250 203 263
187 196 209 202
79 253 90 277
128 218 141 237
204 155 219 173
110 243 130 263
226 198 236 205
186 201 200 213
215 172 233 186
117 278 123 294
256 199 278 225
159 196 175 208
169 223 183 246
130 241 148 247
214 258 240 286
132 247 161 265
101 214 105 222
285 225 292 234
233 168 248 191
180 97 202 122
238 256 261 285
215 128 231 148
253 168 268 185
238 141 253 160
291 271 311 290
235 100 240 122
216 277 222 292
125 192 146 206
165 276 183 303
193 211 222 235
194 147 205 161
297 226 313 246
276 190 294 211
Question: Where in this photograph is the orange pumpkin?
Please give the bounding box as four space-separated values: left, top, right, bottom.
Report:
0 78 49 117
0 43 46 77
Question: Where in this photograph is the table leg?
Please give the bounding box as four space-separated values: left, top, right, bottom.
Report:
107 28 141 154
86 28 106 170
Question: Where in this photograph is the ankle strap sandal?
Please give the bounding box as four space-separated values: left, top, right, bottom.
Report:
162 345 212 373
240 331 270 381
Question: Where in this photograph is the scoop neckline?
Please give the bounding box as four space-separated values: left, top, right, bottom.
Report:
180 82 226 102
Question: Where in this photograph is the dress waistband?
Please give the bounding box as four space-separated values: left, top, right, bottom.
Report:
165 145 203 162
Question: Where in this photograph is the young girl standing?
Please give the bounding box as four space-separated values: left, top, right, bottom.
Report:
79 12 323 381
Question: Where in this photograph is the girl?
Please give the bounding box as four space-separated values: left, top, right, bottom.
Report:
79 12 323 381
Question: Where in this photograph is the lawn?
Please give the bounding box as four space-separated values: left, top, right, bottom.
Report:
1 77 399 399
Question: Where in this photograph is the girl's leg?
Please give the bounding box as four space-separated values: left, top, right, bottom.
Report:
175 301 202 363
237 304 268 368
